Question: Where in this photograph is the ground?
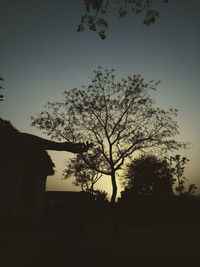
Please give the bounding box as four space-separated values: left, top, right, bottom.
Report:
1 222 199 267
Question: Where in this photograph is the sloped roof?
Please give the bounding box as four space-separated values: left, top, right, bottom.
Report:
0 117 55 176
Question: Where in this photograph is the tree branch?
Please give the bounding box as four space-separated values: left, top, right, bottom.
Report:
80 153 111 175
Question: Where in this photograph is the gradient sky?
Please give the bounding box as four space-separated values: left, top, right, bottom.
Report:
1 0 200 198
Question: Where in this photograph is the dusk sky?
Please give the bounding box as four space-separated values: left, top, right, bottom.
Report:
1 0 200 198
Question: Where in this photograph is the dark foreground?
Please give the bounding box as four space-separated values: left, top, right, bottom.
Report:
1 223 199 267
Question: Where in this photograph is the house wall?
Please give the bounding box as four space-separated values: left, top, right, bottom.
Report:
0 155 48 227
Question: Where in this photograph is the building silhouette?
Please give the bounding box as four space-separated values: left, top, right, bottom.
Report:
0 118 88 227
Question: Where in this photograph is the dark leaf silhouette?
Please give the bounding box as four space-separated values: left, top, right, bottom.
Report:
122 154 175 197
168 155 197 196
78 0 169 39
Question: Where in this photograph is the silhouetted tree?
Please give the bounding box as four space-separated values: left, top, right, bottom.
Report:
168 155 197 196
63 152 102 193
78 0 169 39
122 154 175 197
31 67 185 203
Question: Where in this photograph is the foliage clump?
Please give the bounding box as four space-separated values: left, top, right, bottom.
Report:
78 0 169 39
123 154 175 197
121 154 197 201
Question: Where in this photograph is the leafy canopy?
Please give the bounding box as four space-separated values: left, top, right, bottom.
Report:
123 154 175 197
31 67 185 174
31 67 185 201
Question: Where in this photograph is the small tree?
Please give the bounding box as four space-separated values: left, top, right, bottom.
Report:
168 155 197 196
63 152 102 193
122 154 175 197
31 67 185 203
78 0 169 39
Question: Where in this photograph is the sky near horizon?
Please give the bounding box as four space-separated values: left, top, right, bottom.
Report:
1 0 200 198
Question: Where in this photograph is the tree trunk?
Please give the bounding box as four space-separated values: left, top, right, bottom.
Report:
111 172 117 204
110 171 120 236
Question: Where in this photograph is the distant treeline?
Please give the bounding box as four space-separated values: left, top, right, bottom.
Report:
45 191 200 228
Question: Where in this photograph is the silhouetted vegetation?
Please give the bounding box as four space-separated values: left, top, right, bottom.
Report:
120 153 197 201
0 76 4 102
1 1 199 265
168 154 197 196
122 154 175 197
43 189 200 238
79 0 169 39
1 134 199 266
118 153 198 228
1 118 197 232
31 67 186 203
63 151 102 192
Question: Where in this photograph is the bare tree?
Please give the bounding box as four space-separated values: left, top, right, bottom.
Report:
31 67 185 203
